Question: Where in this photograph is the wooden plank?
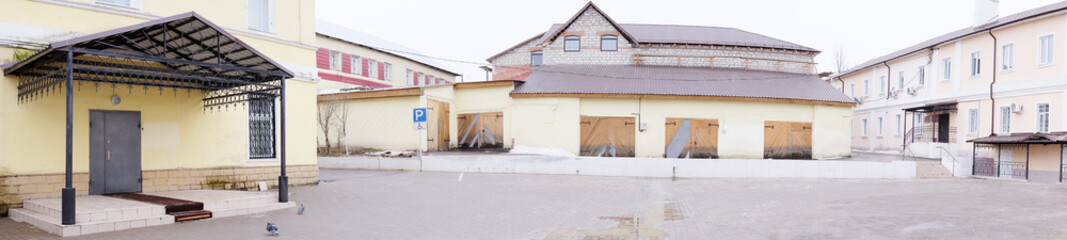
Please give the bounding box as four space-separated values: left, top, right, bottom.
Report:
457 113 477 148
763 121 813 159
689 118 718 158
453 80 515 89
318 87 422 101
426 99 441 151
580 116 635 157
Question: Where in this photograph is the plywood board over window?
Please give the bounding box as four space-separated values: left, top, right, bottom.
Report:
664 118 719 158
457 112 504 148
426 100 450 151
763 121 813 159
579 116 636 157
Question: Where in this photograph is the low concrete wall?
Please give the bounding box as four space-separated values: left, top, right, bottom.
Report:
319 155 917 179
942 155 973 178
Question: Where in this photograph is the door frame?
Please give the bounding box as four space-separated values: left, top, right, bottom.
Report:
89 110 143 195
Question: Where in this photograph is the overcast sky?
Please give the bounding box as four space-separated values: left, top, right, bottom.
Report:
316 0 1063 82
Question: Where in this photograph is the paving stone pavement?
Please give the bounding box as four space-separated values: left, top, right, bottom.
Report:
4 169 1067 239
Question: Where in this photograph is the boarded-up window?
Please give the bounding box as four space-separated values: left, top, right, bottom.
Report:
457 112 504 148
763 121 813 159
426 100 450 151
579 116 636 157
664 118 718 158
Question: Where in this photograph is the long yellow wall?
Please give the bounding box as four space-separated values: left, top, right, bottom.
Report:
510 97 582 153
324 96 422 152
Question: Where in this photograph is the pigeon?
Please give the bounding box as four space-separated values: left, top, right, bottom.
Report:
298 204 305 214
312 180 322 185
266 222 279 236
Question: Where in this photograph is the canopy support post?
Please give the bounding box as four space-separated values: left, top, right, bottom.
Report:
278 76 288 203
61 50 76 225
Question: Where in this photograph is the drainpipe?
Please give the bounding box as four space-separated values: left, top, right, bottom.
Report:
988 30 998 136
883 62 892 100
836 77 845 93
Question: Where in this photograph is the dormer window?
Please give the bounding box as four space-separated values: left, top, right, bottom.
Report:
564 36 580 52
601 35 618 51
531 51 543 66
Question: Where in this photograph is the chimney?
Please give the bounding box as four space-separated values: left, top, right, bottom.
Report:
974 0 999 27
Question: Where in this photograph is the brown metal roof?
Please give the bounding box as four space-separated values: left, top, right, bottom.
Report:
534 23 817 52
968 132 1067 144
511 65 855 104
839 1 1067 77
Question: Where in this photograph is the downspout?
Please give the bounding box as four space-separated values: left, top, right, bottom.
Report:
883 62 892 100
836 77 845 93
988 30 998 136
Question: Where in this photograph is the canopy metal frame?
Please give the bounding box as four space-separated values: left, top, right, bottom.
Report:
2 12 294 225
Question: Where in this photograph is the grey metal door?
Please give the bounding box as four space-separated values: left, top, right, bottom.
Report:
89 110 142 195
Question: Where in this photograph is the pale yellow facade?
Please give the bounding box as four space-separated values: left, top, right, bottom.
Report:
0 0 321 212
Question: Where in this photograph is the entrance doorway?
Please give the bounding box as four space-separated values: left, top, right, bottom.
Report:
89 110 142 195
937 113 950 143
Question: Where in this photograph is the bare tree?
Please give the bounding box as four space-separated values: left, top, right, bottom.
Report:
834 46 850 73
335 101 351 155
318 101 341 155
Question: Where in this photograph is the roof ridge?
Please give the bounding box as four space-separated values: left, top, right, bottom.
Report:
619 23 735 30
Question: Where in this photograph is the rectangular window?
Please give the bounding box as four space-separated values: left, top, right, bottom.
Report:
564 36 580 52
879 76 886 94
877 117 884 136
864 80 869 96
96 0 137 8
350 55 361 75
918 66 925 85
970 51 981 76
897 71 904 90
1000 106 1011 133
1002 43 1015 70
248 96 275 159
246 0 273 32
328 51 341 71
406 69 413 86
850 83 855 97
601 35 618 51
368 59 378 79
1038 103 1050 133
861 118 868 137
384 63 392 81
896 114 902 134
915 113 924 136
968 108 979 135
1040 35 1055 65
942 57 951 80
531 51 543 66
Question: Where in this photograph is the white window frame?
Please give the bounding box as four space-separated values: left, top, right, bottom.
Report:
368 59 378 79
1039 34 1055 65
897 71 904 90
406 69 413 86
879 76 886 94
999 106 1012 134
863 80 869 96
246 0 276 33
896 114 902 135
861 118 868 137
1037 102 1050 133
877 117 884 137
970 51 981 77
968 108 979 135
941 57 951 81
917 66 925 85
564 36 580 52
94 0 141 10
1001 43 1015 71
328 51 341 71
350 55 361 75
915 113 924 136
850 83 855 98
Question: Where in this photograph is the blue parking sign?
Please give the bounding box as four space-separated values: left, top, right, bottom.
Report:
413 108 427 122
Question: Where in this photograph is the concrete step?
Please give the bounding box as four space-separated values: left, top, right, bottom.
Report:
21 196 165 224
10 204 174 237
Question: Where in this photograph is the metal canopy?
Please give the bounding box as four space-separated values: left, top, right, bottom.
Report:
2 12 294 108
902 100 958 112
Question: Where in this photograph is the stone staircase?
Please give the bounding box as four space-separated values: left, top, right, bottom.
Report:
916 161 954 179
143 190 294 218
9 196 175 237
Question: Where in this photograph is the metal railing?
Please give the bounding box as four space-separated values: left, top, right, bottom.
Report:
909 126 957 143
974 158 1027 179
936 146 957 176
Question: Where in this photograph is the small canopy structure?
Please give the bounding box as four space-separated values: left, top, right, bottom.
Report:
1 12 294 225
966 132 1067 180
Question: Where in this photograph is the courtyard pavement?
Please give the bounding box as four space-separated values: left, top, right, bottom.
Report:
4 169 1067 239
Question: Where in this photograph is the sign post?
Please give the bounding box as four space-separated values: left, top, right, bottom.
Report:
413 108 427 130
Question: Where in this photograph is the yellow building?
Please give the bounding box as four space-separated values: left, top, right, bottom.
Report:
314 20 459 91
833 0 1067 183
0 0 320 218
320 3 855 160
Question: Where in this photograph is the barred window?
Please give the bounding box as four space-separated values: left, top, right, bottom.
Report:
249 96 276 159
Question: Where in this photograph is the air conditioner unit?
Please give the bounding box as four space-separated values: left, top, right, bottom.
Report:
1011 102 1023 113
906 87 917 95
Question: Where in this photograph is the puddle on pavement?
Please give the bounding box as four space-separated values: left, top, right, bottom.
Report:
536 200 684 240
